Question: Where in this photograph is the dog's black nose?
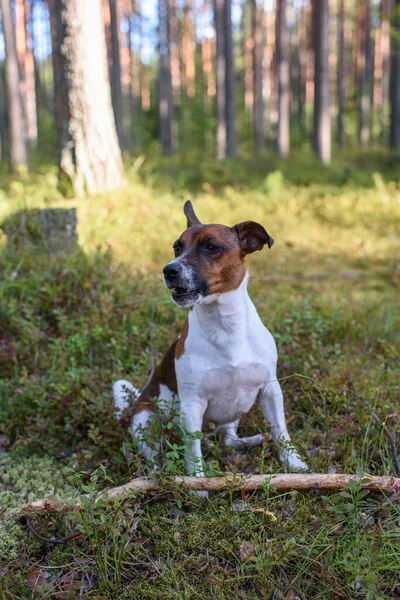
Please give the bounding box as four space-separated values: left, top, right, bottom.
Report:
163 262 182 280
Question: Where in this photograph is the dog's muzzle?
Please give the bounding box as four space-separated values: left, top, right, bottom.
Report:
163 261 208 307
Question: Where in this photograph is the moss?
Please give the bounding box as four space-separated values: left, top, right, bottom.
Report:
0 455 68 560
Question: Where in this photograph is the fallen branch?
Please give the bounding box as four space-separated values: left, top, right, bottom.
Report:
17 473 400 517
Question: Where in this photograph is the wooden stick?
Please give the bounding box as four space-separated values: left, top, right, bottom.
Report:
17 473 400 517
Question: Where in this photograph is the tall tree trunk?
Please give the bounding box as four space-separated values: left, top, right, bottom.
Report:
337 0 345 146
108 0 123 147
158 0 173 154
1 0 28 171
127 1 138 149
358 0 373 145
313 0 331 163
263 4 276 145
252 0 264 151
49 0 123 196
15 0 38 146
201 0 214 149
169 0 181 148
136 1 150 112
0 64 7 161
244 3 253 114
215 0 226 159
184 0 195 99
224 0 237 157
298 5 307 140
379 0 392 142
390 0 400 149
276 0 289 156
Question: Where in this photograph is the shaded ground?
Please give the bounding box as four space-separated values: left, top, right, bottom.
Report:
0 150 399 598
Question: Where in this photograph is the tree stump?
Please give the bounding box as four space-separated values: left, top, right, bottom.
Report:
2 208 78 254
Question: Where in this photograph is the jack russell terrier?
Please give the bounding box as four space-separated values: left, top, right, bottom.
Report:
113 201 308 481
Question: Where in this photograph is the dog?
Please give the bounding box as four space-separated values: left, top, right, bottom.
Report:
113 201 308 482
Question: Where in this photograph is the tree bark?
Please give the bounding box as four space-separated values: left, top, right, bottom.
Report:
15 0 38 146
224 0 237 157
169 0 181 148
379 0 392 142
276 0 289 156
1 0 28 171
158 0 173 154
183 0 196 99
17 473 400 516
337 0 345 146
313 0 331 163
215 0 226 158
358 0 373 145
48 0 123 196
252 0 264 151
390 0 400 149
108 0 123 147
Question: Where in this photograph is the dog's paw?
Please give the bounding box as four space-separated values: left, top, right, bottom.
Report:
288 459 309 473
279 448 309 473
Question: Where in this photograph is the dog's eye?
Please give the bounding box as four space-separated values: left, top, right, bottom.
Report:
173 243 182 257
203 242 220 252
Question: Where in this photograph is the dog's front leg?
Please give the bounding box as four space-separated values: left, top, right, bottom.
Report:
259 380 308 471
180 398 207 477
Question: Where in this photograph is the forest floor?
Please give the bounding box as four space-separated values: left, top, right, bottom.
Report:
0 149 399 599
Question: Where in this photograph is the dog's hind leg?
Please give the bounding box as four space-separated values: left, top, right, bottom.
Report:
113 379 160 465
217 420 264 450
113 379 139 416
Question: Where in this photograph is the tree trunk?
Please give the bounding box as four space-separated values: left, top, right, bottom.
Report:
127 1 138 149
276 0 289 156
358 0 373 145
215 0 226 159
313 0 331 163
337 0 345 146
169 0 181 148
244 3 253 114
48 0 123 196
263 4 275 145
252 0 264 151
183 0 196 99
0 65 6 161
108 0 123 147
224 0 237 157
379 0 392 142
298 5 307 140
390 0 400 149
158 0 173 154
15 0 38 147
1 0 28 171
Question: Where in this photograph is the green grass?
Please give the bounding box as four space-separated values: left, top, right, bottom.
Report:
0 150 399 598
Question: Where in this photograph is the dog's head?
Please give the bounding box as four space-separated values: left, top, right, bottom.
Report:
163 201 274 307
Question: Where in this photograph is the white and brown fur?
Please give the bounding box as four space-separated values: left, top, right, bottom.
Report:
113 201 308 487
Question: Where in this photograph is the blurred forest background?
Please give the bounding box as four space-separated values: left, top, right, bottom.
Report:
0 0 399 192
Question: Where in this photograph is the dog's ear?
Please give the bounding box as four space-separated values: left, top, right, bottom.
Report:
184 200 201 228
233 221 274 255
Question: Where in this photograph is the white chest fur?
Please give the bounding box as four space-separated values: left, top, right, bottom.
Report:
175 273 278 426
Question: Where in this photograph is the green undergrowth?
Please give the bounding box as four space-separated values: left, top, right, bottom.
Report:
0 150 399 598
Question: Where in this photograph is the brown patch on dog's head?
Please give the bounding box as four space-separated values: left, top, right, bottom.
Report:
163 204 274 305
175 223 246 295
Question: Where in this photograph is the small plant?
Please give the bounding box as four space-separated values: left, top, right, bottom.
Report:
323 466 371 524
